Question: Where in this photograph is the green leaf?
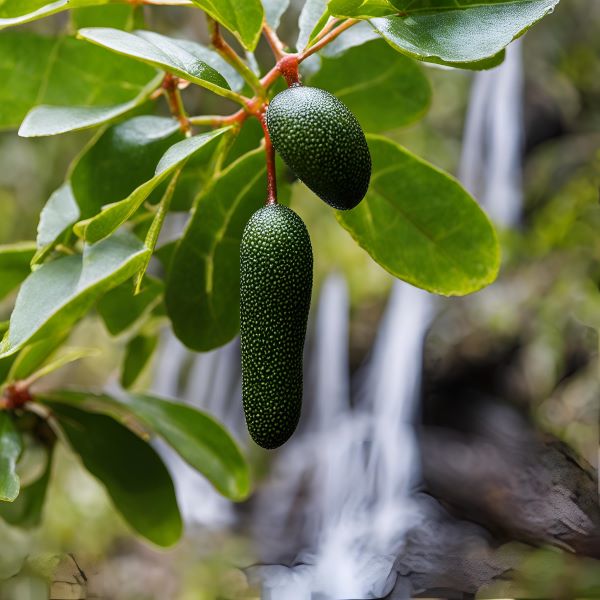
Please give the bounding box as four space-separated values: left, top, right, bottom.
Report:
327 0 395 19
6 334 69 382
337 135 499 296
0 414 22 502
0 242 36 301
298 0 329 50
0 0 68 29
75 127 230 243
41 390 251 501
97 275 163 336
78 29 235 97
0 32 156 131
134 171 181 292
19 75 162 138
19 348 98 385
0 445 52 528
121 333 158 388
48 402 182 546
191 0 264 51
370 0 559 69
166 148 266 352
263 0 291 29
309 40 431 132
0 233 150 359
71 116 182 220
71 4 141 30
32 185 80 266
121 394 250 501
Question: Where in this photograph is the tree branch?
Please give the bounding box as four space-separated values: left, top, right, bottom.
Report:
208 19 264 97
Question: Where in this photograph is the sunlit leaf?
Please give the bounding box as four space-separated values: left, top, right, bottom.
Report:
74 128 230 243
0 32 155 130
190 0 264 51
336 135 499 295
0 233 149 358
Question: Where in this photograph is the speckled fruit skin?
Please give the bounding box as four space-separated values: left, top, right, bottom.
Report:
265 85 371 210
240 204 313 449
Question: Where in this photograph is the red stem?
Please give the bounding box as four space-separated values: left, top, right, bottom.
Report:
260 113 277 205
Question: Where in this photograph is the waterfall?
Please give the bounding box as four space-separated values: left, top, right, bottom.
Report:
460 40 524 227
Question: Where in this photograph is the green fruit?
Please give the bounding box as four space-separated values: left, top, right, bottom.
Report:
265 85 371 210
240 204 313 449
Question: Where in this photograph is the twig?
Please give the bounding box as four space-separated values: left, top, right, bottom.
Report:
162 73 191 136
307 16 339 46
208 19 264 97
299 18 359 61
263 23 287 61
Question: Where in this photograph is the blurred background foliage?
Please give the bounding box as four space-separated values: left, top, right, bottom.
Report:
0 0 599 598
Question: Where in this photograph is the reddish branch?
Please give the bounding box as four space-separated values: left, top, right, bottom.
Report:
162 73 191 135
260 112 278 205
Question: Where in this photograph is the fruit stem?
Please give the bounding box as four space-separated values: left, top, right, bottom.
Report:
162 73 191 136
263 23 287 61
278 54 301 86
208 18 264 98
299 18 359 61
260 112 278 205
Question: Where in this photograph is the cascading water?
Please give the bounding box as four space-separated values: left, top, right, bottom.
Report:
460 39 523 226
149 40 525 599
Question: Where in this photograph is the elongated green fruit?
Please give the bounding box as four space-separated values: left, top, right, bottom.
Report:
240 204 313 449
265 85 371 210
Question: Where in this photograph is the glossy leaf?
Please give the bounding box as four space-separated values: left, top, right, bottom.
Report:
263 0 291 29
309 40 431 132
121 394 250 500
0 0 68 29
33 185 80 265
298 0 329 50
0 242 36 300
75 128 229 243
134 171 180 292
71 4 142 29
121 333 158 388
0 32 155 130
49 402 182 546
166 148 266 352
6 334 69 382
191 0 264 51
370 0 559 69
327 0 395 18
97 275 163 336
0 414 22 502
70 116 181 219
337 135 499 296
19 75 162 138
78 29 233 94
39 389 251 501
0 233 149 358
0 446 52 528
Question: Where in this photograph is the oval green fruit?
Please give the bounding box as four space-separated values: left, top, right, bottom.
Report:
240 204 313 449
265 85 371 210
